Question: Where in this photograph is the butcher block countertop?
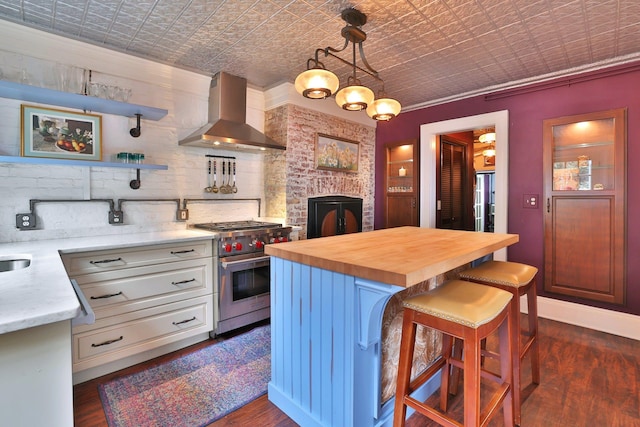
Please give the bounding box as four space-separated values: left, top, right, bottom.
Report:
265 227 519 287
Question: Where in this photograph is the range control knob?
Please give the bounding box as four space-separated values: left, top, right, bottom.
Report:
253 240 264 249
222 243 232 253
233 242 243 251
280 237 288 242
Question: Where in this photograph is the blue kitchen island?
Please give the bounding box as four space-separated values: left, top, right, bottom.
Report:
265 226 519 427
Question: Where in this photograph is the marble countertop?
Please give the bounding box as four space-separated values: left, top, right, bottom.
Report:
0 229 217 335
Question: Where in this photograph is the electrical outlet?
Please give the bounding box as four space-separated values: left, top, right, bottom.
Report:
109 210 124 224
16 213 36 230
523 194 539 209
177 209 189 221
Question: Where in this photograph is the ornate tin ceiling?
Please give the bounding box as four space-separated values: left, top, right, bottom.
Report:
0 0 639 109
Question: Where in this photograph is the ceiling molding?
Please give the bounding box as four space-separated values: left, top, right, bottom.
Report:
404 53 640 112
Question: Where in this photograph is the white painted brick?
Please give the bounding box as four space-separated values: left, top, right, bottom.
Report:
264 104 376 238
0 42 269 243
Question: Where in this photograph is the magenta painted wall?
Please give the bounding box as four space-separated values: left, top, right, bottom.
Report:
374 63 640 315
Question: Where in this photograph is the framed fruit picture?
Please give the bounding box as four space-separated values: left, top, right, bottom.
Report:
21 104 102 161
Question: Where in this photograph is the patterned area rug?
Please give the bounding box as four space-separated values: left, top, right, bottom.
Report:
99 324 271 427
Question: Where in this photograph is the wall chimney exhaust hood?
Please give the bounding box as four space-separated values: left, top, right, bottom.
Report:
179 72 285 151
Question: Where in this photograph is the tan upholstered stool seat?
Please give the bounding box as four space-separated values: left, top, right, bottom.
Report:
403 280 512 328
394 280 515 427
458 260 541 425
458 260 537 288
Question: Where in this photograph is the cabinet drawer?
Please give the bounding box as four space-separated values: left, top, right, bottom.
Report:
63 240 212 275
72 296 212 371
74 258 212 318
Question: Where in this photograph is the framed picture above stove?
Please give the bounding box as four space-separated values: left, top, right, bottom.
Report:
20 104 102 161
315 133 359 173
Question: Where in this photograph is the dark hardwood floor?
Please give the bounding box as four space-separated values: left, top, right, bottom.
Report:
74 317 640 426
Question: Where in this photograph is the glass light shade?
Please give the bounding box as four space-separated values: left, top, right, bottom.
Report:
335 85 374 111
483 147 496 157
479 132 496 143
294 69 339 99
366 97 402 121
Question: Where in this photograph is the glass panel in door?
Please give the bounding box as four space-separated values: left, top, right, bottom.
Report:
551 118 615 191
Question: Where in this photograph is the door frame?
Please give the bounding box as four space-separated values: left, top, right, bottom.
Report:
420 110 509 260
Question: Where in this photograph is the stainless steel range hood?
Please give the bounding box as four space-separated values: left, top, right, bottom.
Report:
179 72 285 151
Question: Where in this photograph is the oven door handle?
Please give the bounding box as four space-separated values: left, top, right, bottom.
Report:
220 255 271 269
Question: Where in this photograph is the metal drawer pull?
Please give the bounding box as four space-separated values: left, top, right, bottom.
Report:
170 249 195 254
90 291 123 300
89 257 123 264
171 278 196 285
172 316 197 325
91 336 123 347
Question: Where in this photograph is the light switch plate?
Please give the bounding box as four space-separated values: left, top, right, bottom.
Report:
523 194 539 209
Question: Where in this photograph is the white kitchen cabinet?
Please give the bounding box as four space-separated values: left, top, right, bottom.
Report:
0 321 73 427
73 296 211 370
63 241 211 275
62 240 214 381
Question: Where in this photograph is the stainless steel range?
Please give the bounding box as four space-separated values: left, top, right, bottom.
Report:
191 221 292 335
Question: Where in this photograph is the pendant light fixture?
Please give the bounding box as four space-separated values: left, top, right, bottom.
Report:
294 68 339 99
479 132 496 157
367 95 402 121
478 132 496 143
294 8 401 121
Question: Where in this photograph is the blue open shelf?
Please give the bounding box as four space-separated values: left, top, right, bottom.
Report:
0 155 168 170
0 80 168 121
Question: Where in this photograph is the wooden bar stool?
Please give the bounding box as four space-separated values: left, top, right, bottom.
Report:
458 260 540 425
393 280 514 427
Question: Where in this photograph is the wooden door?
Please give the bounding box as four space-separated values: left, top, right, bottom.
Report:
437 135 474 230
316 203 339 238
342 202 361 234
543 108 626 304
386 196 417 228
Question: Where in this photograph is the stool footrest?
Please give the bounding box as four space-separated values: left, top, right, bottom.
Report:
481 382 511 425
408 357 446 395
404 396 463 427
404 381 511 427
448 357 503 384
481 349 501 361
520 335 536 359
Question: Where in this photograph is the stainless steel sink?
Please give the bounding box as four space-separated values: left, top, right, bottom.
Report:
0 256 31 272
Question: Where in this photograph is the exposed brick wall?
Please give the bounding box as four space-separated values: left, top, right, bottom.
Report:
265 104 375 239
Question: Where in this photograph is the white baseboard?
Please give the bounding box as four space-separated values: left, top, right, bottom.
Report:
520 295 640 341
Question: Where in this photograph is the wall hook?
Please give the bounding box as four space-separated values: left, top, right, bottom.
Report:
130 169 141 189
129 113 142 137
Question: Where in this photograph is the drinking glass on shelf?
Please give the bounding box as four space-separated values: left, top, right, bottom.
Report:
55 64 69 92
88 82 100 97
118 88 132 103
